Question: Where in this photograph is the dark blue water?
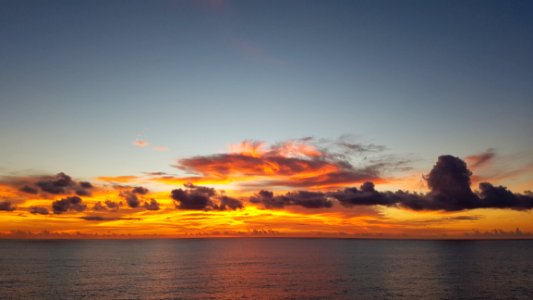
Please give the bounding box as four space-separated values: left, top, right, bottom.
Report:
0 239 532 299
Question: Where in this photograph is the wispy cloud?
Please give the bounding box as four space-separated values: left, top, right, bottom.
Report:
132 138 149 148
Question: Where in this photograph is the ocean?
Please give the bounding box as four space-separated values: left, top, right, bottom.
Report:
0 239 532 299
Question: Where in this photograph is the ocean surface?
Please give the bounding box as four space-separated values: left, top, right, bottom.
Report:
0 239 532 299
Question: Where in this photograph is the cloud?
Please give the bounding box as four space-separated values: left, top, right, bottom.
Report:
174 138 398 189
133 139 149 148
170 183 243 210
105 200 120 210
93 202 107 211
330 182 396 207
52 196 86 214
329 155 533 211
29 206 49 215
132 186 149 195
465 149 495 169
250 190 332 209
19 185 38 194
0 201 15 211
144 199 160 211
36 172 75 194
3 172 96 196
119 190 141 208
153 146 169 152
118 186 161 210
80 216 141 221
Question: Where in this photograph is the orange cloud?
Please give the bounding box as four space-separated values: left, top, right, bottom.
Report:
132 139 149 147
465 148 495 169
174 138 396 190
2 141 533 239
153 146 169 152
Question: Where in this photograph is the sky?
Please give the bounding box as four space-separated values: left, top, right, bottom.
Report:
1 0 533 238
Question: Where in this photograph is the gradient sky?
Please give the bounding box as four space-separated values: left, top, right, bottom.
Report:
1 0 533 238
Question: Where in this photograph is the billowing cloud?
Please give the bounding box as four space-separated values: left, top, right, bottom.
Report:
330 182 396 207
144 199 160 211
116 186 150 208
2 172 95 196
105 200 120 210
93 202 106 211
170 184 243 210
36 172 75 194
52 196 86 214
330 155 533 211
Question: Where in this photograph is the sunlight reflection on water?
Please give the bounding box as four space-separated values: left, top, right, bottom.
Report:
0 239 532 299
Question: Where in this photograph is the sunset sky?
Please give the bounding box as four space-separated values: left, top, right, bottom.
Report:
1 0 532 238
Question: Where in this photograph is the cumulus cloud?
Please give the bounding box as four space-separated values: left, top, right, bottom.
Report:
170 184 243 210
105 200 120 210
119 186 149 208
93 202 107 211
52 196 86 214
330 155 533 211
2 172 96 196
144 199 160 210
36 172 75 194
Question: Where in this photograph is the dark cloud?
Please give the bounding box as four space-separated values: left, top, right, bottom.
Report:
330 155 533 211
36 172 75 194
52 196 86 214
116 186 150 208
19 185 38 194
171 188 213 210
478 182 533 210
330 182 396 207
81 215 116 221
105 200 120 210
144 199 160 211
0 201 15 211
3 172 95 196
29 206 49 215
118 186 149 208
93 202 106 211
76 189 91 196
250 190 286 209
170 184 243 210
250 190 332 209
218 196 244 210
79 181 93 189
80 216 140 221
132 186 149 195
120 191 140 208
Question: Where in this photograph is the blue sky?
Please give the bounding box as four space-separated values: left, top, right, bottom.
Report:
1 0 532 180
